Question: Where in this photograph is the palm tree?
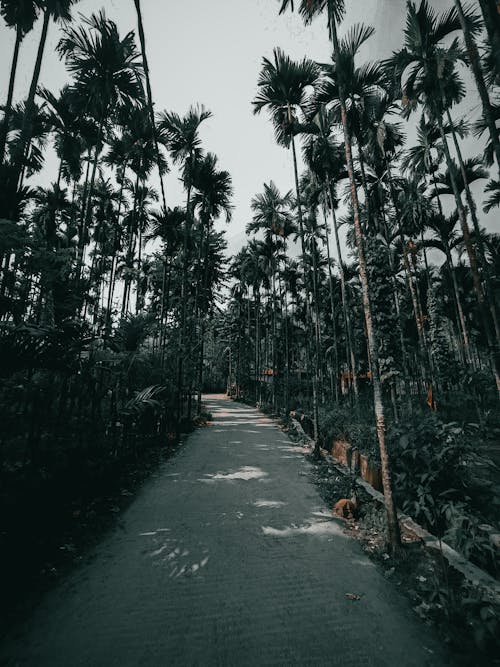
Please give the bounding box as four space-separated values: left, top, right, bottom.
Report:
191 152 233 412
424 210 472 366
132 0 167 213
39 85 94 186
157 104 212 418
120 180 157 315
146 206 184 363
247 182 292 409
253 47 322 446
12 0 79 191
0 0 40 168
279 0 402 551
58 10 144 279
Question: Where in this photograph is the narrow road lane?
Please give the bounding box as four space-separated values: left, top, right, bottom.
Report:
1 396 447 666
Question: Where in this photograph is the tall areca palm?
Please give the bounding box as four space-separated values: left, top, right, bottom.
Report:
247 182 292 409
279 0 401 552
305 104 360 399
146 206 184 362
12 0 79 191
157 104 211 418
253 47 322 445
0 0 40 168
190 152 233 412
120 180 157 315
39 85 94 186
58 10 144 279
132 0 167 213
253 48 319 262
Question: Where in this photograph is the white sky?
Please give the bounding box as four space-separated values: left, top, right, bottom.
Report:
0 0 495 261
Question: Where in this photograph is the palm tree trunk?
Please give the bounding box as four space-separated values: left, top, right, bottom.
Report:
321 197 339 402
445 243 473 366
255 287 261 403
78 129 104 282
133 0 167 213
326 180 358 398
271 263 277 411
380 209 413 411
177 178 193 421
14 9 50 192
328 8 400 552
278 263 291 410
159 254 168 368
122 173 140 316
309 236 324 404
0 26 22 167
105 173 126 333
477 0 500 77
290 131 319 450
160 253 173 369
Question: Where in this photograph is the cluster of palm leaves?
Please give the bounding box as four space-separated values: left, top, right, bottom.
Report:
217 0 500 551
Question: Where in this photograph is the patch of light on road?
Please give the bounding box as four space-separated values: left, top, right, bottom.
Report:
279 445 310 453
199 466 268 482
253 500 286 508
261 520 343 538
351 558 375 567
139 528 170 537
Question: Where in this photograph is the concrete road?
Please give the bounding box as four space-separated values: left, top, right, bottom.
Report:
1 395 448 666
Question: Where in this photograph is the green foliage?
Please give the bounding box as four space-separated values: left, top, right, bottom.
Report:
0 320 89 375
317 401 378 457
389 413 499 575
122 384 168 418
114 313 154 352
443 504 498 576
389 414 468 531
415 570 500 657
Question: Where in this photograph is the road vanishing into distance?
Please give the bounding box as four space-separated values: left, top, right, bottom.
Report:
1 395 449 666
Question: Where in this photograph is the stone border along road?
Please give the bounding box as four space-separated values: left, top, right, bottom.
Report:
0 394 450 666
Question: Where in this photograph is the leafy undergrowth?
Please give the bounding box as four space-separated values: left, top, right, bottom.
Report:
309 452 500 666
